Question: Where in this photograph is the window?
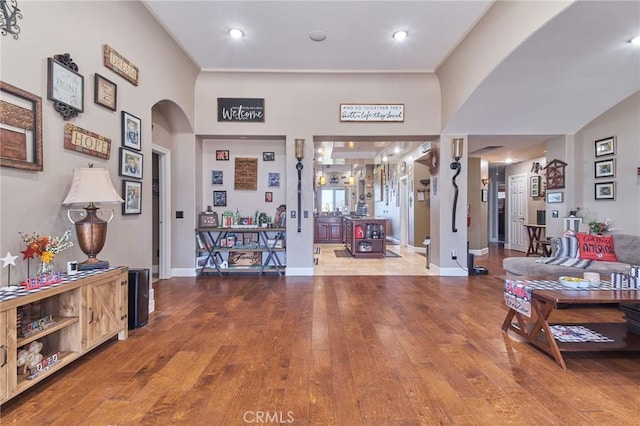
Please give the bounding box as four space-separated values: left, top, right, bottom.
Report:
321 188 346 212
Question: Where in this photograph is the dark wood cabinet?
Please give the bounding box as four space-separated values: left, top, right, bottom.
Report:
314 217 343 243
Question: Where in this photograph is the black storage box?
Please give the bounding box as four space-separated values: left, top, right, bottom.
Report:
128 268 149 329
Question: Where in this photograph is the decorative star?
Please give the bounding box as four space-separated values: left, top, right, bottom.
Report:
1 252 18 268
21 246 35 259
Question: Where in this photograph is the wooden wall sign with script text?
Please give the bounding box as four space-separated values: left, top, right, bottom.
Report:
103 45 139 86
340 104 404 122
64 123 111 159
234 157 258 190
218 98 265 122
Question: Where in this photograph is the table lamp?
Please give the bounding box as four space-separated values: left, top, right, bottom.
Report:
62 166 123 270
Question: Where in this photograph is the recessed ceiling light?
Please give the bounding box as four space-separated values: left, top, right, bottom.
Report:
392 31 408 41
309 30 327 42
228 28 244 39
630 35 640 45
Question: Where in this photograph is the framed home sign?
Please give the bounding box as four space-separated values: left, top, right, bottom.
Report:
47 54 84 120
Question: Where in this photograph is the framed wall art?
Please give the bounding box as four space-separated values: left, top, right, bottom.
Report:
234 157 258 190
594 158 615 178
265 192 273 202
47 55 84 119
119 147 143 179
211 170 223 185
530 175 541 197
268 172 280 187
546 192 563 203
594 136 615 157
121 111 141 151
594 181 615 200
263 151 274 161
0 81 43 171
94 73 117 111
122 180 142 215
216 150 229 160
214 190 227 207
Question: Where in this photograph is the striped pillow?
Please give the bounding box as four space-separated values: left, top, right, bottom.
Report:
553 236 580 258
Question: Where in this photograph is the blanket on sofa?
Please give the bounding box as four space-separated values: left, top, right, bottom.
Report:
536 256 592 268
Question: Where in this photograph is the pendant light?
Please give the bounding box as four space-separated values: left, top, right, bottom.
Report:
319 165 326 185
348 165 355 185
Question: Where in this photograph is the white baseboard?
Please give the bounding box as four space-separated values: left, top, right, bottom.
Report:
430 264 468 276
469 247 489 256
172 268 197 277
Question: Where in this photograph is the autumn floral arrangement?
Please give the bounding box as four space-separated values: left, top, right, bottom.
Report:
20 230 73 269
588 219 610 235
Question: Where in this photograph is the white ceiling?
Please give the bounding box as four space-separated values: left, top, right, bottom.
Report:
143 0 640 166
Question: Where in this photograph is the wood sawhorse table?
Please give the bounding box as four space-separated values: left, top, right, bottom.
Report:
502 286 640 369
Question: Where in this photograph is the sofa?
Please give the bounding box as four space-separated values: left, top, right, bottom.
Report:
503 233 640 278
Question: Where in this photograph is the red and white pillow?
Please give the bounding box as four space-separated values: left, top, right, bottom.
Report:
576 233 617 262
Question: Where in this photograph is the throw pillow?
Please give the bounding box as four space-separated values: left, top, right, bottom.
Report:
577 234 617 262
553 235 580 258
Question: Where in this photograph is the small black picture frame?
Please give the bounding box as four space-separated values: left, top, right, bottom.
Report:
122 111 141 151
594 159 615 178
265 191 273 202
122 180 142 215
119 147 143 179
216 150 229 161
594 181 615 200
211 170 223 185
594 136 615 157
213 190 227 206
263 151 275 161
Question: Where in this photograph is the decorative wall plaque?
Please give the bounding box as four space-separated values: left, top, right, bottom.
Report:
544 159 567 190
63 123 111 159
103 44 139 86
234 157 258 190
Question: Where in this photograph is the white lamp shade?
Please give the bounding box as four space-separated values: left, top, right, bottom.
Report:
62 168 124 205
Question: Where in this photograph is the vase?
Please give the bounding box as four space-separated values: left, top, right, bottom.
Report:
37 260 56 276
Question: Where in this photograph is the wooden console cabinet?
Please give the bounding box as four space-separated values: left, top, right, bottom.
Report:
0 267 128 404
314 216 343 243
344 217 387 258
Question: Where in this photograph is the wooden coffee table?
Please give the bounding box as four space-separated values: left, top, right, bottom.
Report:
500 278 640 369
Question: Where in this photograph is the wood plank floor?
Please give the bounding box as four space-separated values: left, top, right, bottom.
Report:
2 246 640 425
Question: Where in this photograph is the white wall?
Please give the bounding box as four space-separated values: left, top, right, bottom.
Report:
575 91 640 235
193 72 441 273
0 1 198 284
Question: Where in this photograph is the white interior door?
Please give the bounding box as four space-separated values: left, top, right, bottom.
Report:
508 173 527 252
